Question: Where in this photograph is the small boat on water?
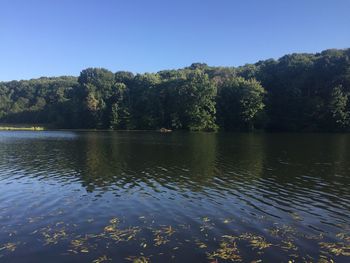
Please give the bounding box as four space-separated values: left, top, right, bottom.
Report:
159 128 172 133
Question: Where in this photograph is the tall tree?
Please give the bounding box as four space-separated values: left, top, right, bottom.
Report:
217 77 265 130
77 68 116 128
164 70 217 131
328 85 349 130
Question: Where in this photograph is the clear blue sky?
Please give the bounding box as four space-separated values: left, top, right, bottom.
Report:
0 0 349 81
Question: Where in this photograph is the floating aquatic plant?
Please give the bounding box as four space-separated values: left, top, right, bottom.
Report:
40 225 68 245
0 242 17 252
195 240 208 249
223 219 231 224
69 236 95 254
280 240 298 252
103 218 140 243
239 233 272 250
268 225 296 238
207 240 242 262
319 242 350 256
318 255 335 263
336 232 350 242
125 255 150 263
153 226 175 246
200 217 214 232
289 212 303 221
92 255 111 263
1 214 349 263
154 233 169 246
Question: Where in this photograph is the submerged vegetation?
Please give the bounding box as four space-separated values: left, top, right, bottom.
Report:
1 215 349 262
1 48 350 131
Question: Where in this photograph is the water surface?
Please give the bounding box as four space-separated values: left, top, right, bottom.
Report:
0 131 349 262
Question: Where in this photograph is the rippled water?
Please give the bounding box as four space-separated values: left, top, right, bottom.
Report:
0 131 349 263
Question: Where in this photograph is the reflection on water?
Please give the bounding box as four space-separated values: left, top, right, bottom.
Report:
0 131 349 262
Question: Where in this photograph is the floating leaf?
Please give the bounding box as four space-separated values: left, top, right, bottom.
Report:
0 243 17 252
125 256 150 263
92 255 111 263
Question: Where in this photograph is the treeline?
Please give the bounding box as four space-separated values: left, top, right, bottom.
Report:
1 48 350 131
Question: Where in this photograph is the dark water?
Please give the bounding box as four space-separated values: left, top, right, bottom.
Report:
0 131 349 263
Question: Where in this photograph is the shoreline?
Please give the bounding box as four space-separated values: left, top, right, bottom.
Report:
0 126 45 131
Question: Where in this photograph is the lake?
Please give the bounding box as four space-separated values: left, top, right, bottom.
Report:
0 131 349 263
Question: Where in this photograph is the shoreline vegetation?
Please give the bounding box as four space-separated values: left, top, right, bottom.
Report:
1 48 350 132
0 125 174 132
0 125 44 131
0 127 44 131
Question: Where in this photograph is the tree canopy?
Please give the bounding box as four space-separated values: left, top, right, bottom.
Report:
1 48 350 132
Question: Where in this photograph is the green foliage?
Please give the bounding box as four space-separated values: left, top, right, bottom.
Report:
163 70 217 131
217 77 265 130
1 48 350 132
328 85 349 130
78 68 117 128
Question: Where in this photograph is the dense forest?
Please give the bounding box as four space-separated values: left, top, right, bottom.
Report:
1 48 350 132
